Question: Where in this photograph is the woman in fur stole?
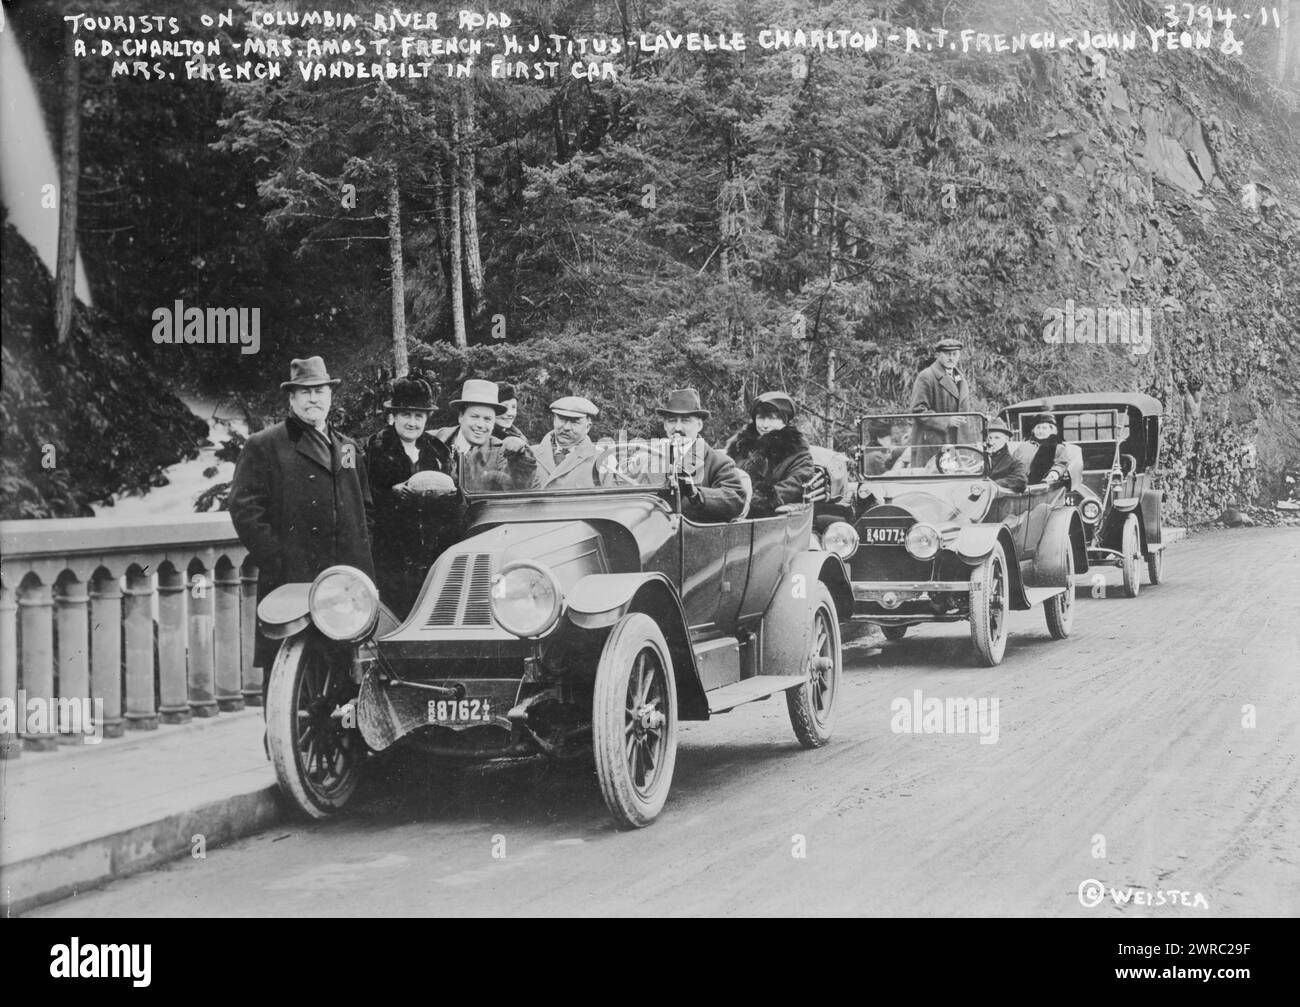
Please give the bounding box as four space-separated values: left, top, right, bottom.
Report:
723 391 816 518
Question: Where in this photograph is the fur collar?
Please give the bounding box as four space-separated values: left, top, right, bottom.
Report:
726 423 808 461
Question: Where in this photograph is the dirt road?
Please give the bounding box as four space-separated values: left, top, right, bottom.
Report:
31 527 1300 917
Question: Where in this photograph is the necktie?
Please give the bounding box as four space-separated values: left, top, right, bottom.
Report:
554 446 570 462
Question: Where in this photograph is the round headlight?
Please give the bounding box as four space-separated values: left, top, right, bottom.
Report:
490 561 563 638
822 521 860 559
308 566 379 641
1081 499 1102 522
905 523 941 560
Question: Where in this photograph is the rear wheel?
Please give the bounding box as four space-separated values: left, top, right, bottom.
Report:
1146 545 1164 585
1044 538 1076 639
787 583 842 748
1120 514 1142 598
266 634 365 819
882 625 909 642
969 549 1009 666
592 613 678 829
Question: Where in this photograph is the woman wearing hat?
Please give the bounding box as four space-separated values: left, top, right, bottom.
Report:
722 391 816 519
364 377 459 614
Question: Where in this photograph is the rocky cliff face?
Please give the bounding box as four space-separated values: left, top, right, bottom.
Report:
0 220 208 518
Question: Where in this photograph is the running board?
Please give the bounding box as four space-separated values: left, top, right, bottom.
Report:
1023 586 1066 607
706 675 807 714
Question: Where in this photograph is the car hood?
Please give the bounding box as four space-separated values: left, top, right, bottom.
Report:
860 479 994 526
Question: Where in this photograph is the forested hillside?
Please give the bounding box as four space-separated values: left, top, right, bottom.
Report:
3 0 1297 522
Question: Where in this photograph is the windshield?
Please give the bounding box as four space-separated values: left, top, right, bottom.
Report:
457 436 678 497
859 412 989 479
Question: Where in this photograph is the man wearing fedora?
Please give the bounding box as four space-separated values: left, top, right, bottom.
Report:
534 395 603 489
432 379 539 491
364 376 459 614
655 387 746 522
909 337 973 463
229 356 376 691
985 417 1028 492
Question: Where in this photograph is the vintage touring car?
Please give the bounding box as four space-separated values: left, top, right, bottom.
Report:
1002 394 1167 596
829 412 1089 666
258 440 852 829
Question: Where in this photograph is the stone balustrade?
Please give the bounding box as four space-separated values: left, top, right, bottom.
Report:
0 514 260 756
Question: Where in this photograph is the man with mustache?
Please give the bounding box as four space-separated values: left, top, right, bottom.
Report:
229 356 375 696
655 387 746 522
533 395 602 489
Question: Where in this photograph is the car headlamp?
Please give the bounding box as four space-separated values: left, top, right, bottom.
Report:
1080 499 1102 522
821 521 860 559
309 566 380 641
490 561 564 638
904 523 941 560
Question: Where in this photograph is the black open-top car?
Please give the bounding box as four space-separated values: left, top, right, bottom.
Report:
1003 393 1166 596
257 440 852 829
828 412 1089 666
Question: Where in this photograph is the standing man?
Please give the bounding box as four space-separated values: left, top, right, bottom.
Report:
229 356 375 691
534 395 602 489
909 337 972 463
433 379 540 492
655 387 746 522
364 377 458 615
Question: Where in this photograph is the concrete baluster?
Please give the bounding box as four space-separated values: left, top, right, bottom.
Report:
0 583 19 758
214 560 243 712
240 562 262 706
19 579 58 749
54 576 91 744
123 567 159 730
89 570 125 738
156 565 190 724
187 561 217 718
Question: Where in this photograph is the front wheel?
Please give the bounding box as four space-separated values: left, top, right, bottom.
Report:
266 634 365 819
592 613 678 829
1044 537 1076 639
1120 514 1142 598
787 583 842 748
969 548 1009 666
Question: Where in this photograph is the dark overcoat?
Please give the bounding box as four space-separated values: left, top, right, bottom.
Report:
722 423 816 517
909 361 973 450
988 445 1028 492
673 438 747 522
364 424 460 614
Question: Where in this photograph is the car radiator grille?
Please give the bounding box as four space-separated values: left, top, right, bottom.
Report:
424 553 494 628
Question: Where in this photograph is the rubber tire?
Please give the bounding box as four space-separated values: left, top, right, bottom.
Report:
1120 514 1142 598
266 634 364 819
882 625 909 642
1146 546 1164 585
786 583 843 748
1044 536 1076 639
969 548 1009 667
592 613 678 829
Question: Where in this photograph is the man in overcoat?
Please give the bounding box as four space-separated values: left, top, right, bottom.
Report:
909 337 973 463
229 356 375 690
431 379 540 492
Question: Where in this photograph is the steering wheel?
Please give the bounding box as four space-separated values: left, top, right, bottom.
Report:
938 447 984 475
597 442 658 487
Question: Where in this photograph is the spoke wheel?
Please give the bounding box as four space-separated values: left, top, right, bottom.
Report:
1120 514 1142 598
969 548 1009 666
592 613 678 829
882 625 909 642
1146 545 1164 585
787 583 842 748
1045 536 1076 639
266 634 364 819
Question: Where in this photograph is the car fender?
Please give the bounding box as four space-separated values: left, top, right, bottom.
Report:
953 526 1030 609
1138 489 1164 551
1026 507 1089 588
1112 496 1140 512
257 583 311 639
760 551 852 676
566 572 708 720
